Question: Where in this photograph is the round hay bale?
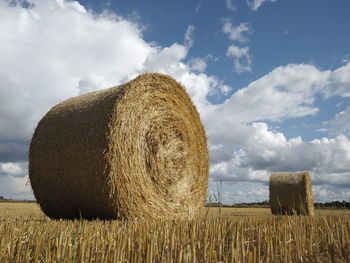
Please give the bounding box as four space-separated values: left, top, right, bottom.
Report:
269 172 314 216
29 73 208 220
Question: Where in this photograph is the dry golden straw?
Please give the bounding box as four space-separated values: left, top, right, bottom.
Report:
269 172 314 216
2 204 350 263
29 73 208 220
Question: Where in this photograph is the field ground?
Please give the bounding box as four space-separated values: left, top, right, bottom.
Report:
203 206 350 217
1 202 350 262
1 202 350 219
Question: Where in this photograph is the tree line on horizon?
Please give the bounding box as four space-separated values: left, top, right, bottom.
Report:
1 196 350 209
207 200 350 209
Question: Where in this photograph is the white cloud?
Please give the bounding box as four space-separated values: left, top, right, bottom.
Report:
0 0 154 164
199 61 350 202
188 54 218 73
0 175 34 200
209 121 350 192
226 44 252 73
324 62 350 98
215 183 350 204
342 54 350 64
206 61 349 124
204 62 350 202
0 0 228 199
1 1 350 203
0 161 33 200
247 0 278 11
219 62 350 123
235 187 269 203
325 106 350 136
209 184 269 204
144 43 188 73
205 63 350 158
178 73 223 115
223 21 251 43
225 0 235 11
184 25 195 49
217 63 330 122
143 26 194 76
0 162 27 177
143 49 224 114
223 20 253 73
189 57 207 72
77 73 110 95
313 185 350 202
142 28 228 115
0 0 240 201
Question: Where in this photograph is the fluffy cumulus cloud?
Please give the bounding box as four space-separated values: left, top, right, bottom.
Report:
0 162 27 178
217 63 330 122
142 32 224 114
205 62 350 128
189 57 207 72
233 187 269 203
205 62 350 203
0 175 33 200
211 124 350 183
222 20 253 73
188 55 218 73
323 62 350 98
313 185 350 202
247 0 278 11
222 21 252 43
1 0 350 203
226 45 252 73
325 106 350 136
209 122 350 202
208 183 269 204
0 0 225 199
0 0 153 161
0 162 33 199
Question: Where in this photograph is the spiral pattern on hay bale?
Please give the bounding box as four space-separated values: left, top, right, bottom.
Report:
29 73 208 220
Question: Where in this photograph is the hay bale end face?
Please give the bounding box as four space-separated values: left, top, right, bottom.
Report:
29 73 209 220
269 172 314 216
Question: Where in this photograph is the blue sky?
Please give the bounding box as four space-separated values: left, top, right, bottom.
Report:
0 0 349 203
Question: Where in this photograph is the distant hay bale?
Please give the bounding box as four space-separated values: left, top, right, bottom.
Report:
29 73 208 220
269 172 314 216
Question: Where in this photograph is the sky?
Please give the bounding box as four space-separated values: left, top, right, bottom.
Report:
0 0 350 204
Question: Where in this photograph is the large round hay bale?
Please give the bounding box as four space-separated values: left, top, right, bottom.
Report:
269 172 314 216
29 73 208 220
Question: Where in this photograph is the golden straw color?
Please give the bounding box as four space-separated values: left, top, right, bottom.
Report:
29 73 209 220
269 172 315 216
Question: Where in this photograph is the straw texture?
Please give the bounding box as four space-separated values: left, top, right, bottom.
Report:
29 73 208 220
269 172 314 216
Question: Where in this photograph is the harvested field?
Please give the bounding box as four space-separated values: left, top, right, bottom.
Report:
1 202 349 262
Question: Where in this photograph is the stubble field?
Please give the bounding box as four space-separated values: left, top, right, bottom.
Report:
0 202 349 262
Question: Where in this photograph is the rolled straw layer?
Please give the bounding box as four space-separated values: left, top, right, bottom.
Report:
269 172 314 216
29 73 208 220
